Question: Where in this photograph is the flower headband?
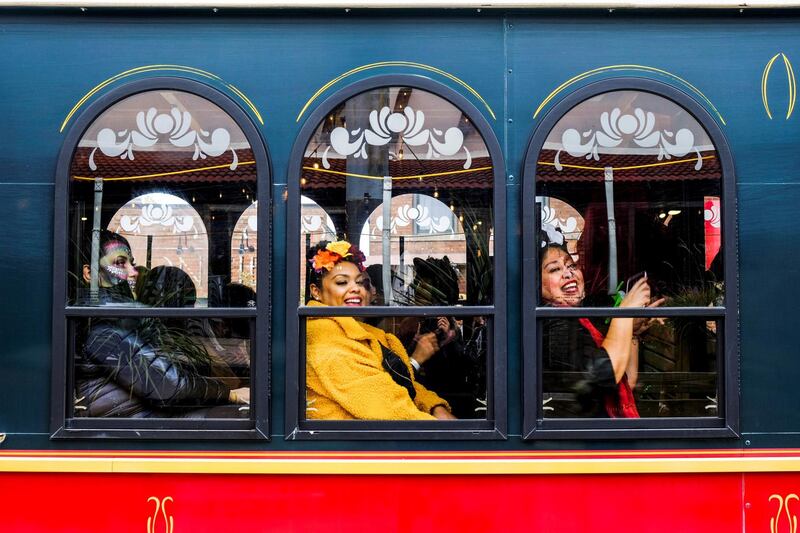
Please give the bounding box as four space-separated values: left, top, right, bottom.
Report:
309 240 366 274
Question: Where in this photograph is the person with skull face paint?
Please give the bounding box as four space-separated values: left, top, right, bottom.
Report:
74 230 250 418
83 232 139 296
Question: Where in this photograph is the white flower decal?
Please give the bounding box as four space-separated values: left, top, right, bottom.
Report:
541 205 578 235
704 202 721 229
322 105 471 169
301 214 336 235
119 202 195 234
89 107 238 171
556 107 702 171
373 203 452 235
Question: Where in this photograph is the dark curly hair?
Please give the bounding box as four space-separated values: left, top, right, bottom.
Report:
305 240 366 302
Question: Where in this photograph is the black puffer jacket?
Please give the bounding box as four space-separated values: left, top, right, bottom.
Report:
75 318 230 418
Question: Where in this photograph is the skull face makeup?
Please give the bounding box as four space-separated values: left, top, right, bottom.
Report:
97 240 138 291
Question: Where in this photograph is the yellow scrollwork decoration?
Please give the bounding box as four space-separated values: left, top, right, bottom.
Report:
0 433 5 444
762 53 796 120
147 496 174 533
60 64 264 133
770 493 798 533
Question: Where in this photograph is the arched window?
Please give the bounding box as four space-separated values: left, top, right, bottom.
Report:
52 78 270 438
522 79 737 438
286 75 506 438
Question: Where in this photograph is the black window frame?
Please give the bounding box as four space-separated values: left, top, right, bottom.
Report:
521 78 739 439
50 77 271 439
285 74 507 440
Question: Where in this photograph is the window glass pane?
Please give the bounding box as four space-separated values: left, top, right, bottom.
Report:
305 314 489 420
229 201 258 297
536 90 723 307
541 316 717 418
68 90 257 307
299 196 338 303
300 86 494 306
359 193 468 305
73 316 251 418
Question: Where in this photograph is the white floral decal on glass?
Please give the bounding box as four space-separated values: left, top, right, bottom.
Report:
322 105 471 169
119 202 195 234
89 107 238 171
373 203 453 235
555 107 703 171
540 204 578 235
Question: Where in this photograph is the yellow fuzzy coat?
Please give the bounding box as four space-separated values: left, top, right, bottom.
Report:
305 302 450 420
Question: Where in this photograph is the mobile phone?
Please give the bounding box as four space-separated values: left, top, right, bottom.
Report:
626 271 648 293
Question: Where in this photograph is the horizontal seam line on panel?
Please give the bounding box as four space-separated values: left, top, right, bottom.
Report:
0 183 54 186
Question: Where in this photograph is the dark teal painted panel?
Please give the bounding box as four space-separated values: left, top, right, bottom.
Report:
739 183 800 436
0 185 54 435
507 14 800 186
3 10 800 448
0 14 506 186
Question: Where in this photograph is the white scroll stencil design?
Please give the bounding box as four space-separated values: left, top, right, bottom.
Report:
555 107 702 171
322 105 472 170
89 107 238 171
119 202 195 234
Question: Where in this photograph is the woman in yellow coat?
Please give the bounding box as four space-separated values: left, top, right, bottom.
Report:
305 240 455 421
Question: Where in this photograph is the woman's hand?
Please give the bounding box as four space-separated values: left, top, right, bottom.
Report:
411 332 440 365
431 405 457 419
229 386 250 404
633 297 667 336
435 316 457 347
620 276 651 308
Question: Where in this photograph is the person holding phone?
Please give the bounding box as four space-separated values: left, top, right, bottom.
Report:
540 228 664 418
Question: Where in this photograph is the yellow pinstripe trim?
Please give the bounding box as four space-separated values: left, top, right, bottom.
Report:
295 61 496 122
784 53 797 119
60 64 264 132
536 154 715 172
72 160 256 182
533 64 726 126
763 53 781 120
2 453 800 475
227 83 265 125
301 165 493 181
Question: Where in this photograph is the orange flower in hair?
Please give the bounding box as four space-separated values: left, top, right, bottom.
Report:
312 249 340 272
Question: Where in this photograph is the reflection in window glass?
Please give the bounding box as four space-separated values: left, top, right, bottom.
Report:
359 193 467 305
73 316 251 418
108 193 209 299
68 90 257 307
541 316 717 418
300 86 494 306
536 90 723 307
230 201 258 294
305 314 488 420
299 196 337 303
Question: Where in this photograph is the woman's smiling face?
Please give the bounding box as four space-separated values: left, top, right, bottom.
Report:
541 246 585 307
311 261 369 307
